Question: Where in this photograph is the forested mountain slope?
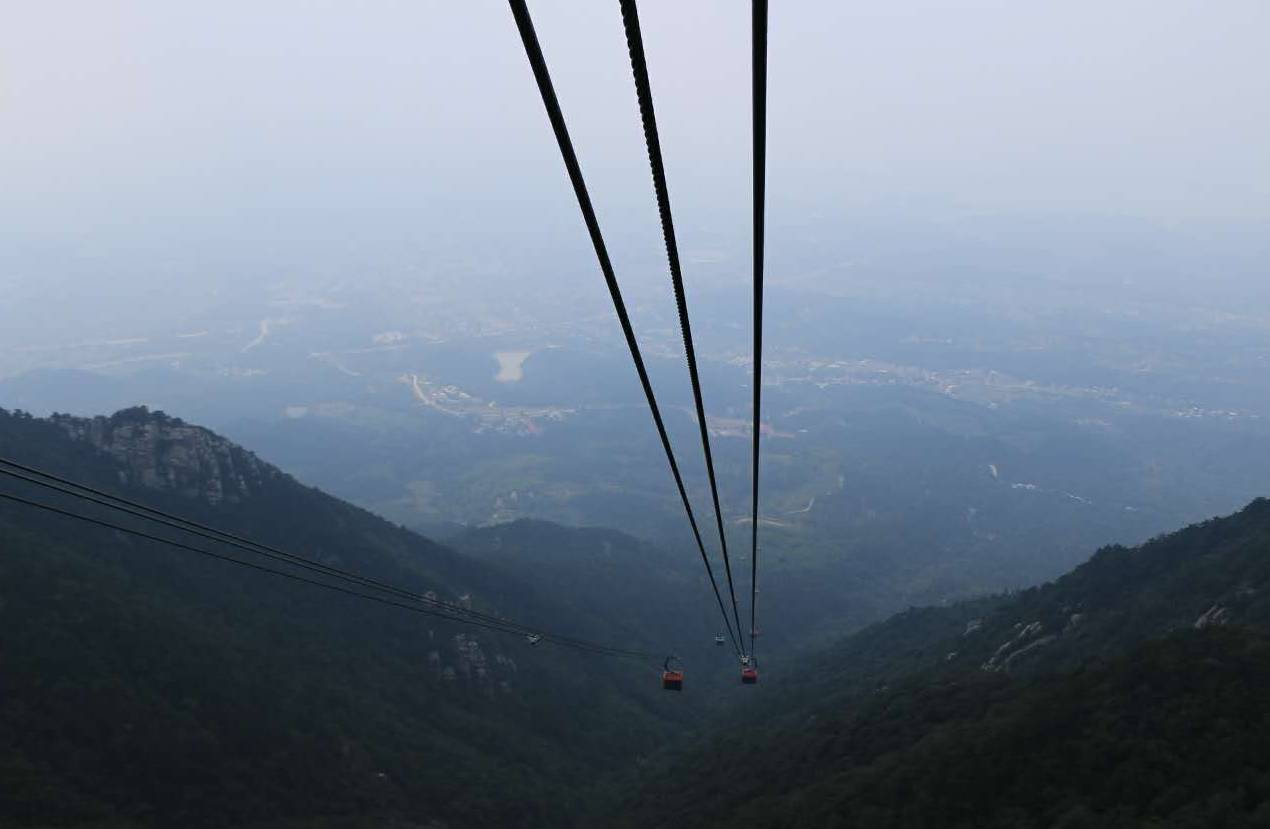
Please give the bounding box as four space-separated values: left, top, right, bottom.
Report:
451 521 754 697
622 499 1270 827
0 407 697 828
8 404 1269 827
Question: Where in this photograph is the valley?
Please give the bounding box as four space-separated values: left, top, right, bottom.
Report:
6 241 1270 662
3 405 1269 827
4 223 1270 827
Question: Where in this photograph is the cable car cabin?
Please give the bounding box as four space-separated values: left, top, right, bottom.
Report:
740 666 758 685
714 635 726 646
662 656 684 691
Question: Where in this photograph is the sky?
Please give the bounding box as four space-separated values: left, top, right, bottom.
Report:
4 1 1269 224
1 0 1269 342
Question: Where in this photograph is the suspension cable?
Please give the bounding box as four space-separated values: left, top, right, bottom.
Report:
508 0 741 655
749 0 768 659
618 0 745 652
0 459 543 635
0 484 653 661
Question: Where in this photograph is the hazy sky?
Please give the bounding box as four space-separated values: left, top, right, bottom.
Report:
2 0 1269 353
5 0 1269 232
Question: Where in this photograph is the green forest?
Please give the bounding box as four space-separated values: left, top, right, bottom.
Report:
3 407 1270 827
0 408 694 827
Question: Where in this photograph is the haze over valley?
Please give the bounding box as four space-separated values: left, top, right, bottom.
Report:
5 212 1270 644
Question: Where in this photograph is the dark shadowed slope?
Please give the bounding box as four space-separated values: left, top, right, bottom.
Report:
452 521 745 693
621 499 1270 828
0 407 702 828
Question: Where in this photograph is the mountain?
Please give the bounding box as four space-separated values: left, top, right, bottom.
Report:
620 499 1270 827
7 404 1270 827
451 520 747 698
0 406 704 828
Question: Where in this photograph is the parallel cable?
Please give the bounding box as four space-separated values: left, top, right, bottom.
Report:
618 0 745 651
0 467 653 660
749 0 768 659
0 490 630 656
508 0 740 655
0 460 555 640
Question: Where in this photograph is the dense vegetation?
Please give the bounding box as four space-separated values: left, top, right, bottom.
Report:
623 629 1270 828
451 521 750 697
5 406 1270 827
618 500 1270 827
0 408 700 828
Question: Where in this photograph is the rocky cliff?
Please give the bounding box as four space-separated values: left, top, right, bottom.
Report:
51 406 275 505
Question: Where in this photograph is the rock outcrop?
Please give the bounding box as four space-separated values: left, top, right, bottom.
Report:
52 407 276 504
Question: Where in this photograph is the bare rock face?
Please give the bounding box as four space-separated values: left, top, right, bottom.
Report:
982 621 1056 672
424 633 507 698
1194 604 1232 629
52 407 276 505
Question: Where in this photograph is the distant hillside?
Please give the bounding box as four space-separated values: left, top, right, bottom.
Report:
454 523 733 665
0 407 702 828
621 499 1270 827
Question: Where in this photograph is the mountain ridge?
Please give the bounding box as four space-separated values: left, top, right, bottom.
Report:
0 405 701 828
617 497 1270 827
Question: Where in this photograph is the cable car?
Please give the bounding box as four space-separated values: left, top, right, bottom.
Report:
714 634 726 646
741 666 758 685
661 656 684 692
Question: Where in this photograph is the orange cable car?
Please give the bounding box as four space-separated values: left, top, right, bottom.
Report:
661 656 684 692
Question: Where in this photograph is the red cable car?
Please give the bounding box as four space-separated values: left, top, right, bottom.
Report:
661 656 684 692
741 666 758 685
